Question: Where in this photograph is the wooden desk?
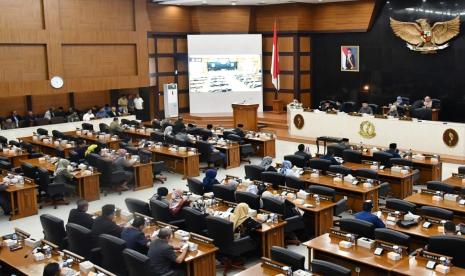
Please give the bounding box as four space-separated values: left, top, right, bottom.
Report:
22 158 101 202
381 106 440 121
443 176 465 188
0 150 29 167
18 136 74 158
123 128 153 140
132 162 154 191
300 173 380 212
147 146 199 179
344 162 417 199
3 177 38 220
64 131 121 150
232 103 259 131
405 192 465 218
234 258 318 276
245 136 276 158
391 255 465 276
215 143 240 169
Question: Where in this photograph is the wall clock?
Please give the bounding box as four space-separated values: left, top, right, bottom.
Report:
50 76 64 89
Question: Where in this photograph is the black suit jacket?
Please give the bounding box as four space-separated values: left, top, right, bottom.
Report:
107 111 120 118
91 216 122 243
68 209 94 229
233 128 245 138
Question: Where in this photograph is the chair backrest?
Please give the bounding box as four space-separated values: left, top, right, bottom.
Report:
343 149 362 163
339 218 375 239
385 198 416 213
284 154 307 168
69 150 80 163
428 236 465 268
181 207 207 235
341 101 356 113
86 153 100 168
165 135 175 145
205 216 234 251
261 196 285 216
411 108 432 120
327 144 346 157
373 151 394 167
125 198 151 217
420 206 454 220
285 175 305 190
123 248 153 276
458 166 465 174
50 116 66 124
0 161 12 171
21 163 37 180
334 198 349 217
311 259 351 276
432 98 441 109
354 168 378 180
426 181 456 194
196 140 213 156
150 131 165 143
82 123 94 131
66 223 95 259
149 199 175 223
308 159 332 172
187 177 204 195
374 228 410 249
125 146 139 156
328 165 353 176
40 214 67 249
212 184 236 202
368 103 378 114
390 158 412 167
138 149 152 165
0 136 8 146
37 167 52 193
307 185 335 199
235 191 260 210
261 171 286 189
35 118 50 126
244 164 265 181
99 234 127 275
99 123 110 133
37 128 49 136
270 246 305 271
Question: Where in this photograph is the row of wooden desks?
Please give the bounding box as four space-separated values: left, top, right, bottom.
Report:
0 150 30 167
63 131 121 150
304 233 465 276
147 146 199 179
2 175 38 221
18 136 75 158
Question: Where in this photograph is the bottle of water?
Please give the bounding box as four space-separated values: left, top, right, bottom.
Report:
314 194 320 205
283 266 292 276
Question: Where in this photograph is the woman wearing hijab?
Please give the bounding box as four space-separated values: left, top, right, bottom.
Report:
260 156 277 172
279 160 292 175
164 125 173 137
54 158 75 192
229 203 261 239
202 169 219 193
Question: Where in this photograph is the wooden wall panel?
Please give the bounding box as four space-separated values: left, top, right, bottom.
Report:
62 45 137 78
178 75 188 90
0 45 48 82
264 74 293 90
254 4 312 32
263 37 294 52
300 37 311 52
157 57 174 73
300 92 311 107
177 39 187 53
32 94 69 114
0 0 44 30
74 90 110 110
148 38 155 54
177 60 187 72
300 56 311 71
179 93 189 109
264 56 293 72
157 39 174 53
59 0 135 31
0 97 27 117
191 6 252 33
300 74 311 89
147 5 192 33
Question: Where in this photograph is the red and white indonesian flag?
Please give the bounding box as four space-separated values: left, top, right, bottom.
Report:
271 20 280 91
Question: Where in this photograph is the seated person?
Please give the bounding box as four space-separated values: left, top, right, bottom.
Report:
68 199 94 229
233 124 245 138
0 182 11 215
338 138 350 149
54 107 66 117
230 203 261 239
174 128 191 142
444 221 456 236
67 111 80 122
54 159 75 192
23 110 36 127
354 200 385 228
385 143 401 158
279 160 300 177
202 169 219 193
95 107 109 119
294 143 312 166
164 126 173 137
43 262 61 276
386 104 398 117
10 111 22 128
153 187 169 202
169 189 189 217
91 204 122 242
260 156 277 172
172 116 186 135
121 217 150 254
322 151 340 165
83 110 95 121
107 107 120 118
74 139 87 159
222 177 239 189
320 101 332 111
112 149 135 190
109 117 123 133
2 118 16 129
423 96 432 108
201 135 226 167
394 96 405 107
148 227 188 276
358 101 373 115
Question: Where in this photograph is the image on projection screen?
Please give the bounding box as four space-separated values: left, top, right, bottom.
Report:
189 55 262 93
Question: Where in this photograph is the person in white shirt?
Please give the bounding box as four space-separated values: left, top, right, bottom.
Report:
133 94 144 120
83 110 95 121
44 108 55 120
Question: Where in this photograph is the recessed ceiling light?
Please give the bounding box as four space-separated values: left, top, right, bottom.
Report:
202 0 207 4
231 1 237 5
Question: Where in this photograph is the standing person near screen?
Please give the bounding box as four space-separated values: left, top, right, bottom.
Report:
134 94 144 120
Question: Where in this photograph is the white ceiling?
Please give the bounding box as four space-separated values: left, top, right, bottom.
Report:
153 0 356 6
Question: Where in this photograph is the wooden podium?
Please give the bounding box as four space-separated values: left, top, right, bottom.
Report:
232 103 259 131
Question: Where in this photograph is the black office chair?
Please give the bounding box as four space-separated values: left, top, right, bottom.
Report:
227 134 254 164
326 144 347 158
270 246 305 271
187 177 205 195
81 123 94 131
401 97 410 105
165 135 175 145
181 207 208 235
125 146 139 156
284 155 307 168
37 128 49 135
311 259 351 276
139 149 166 183
374 228 410 249
9 140 21 147
0 161 12 172
261 197 305 238
328 165 353 176
86 153 100 168
121 119 131 125
196 140 224 169
458 166 465 174
390 158 413 167
123 248 155 276
420 206 453 220
149 199 185 227
150 131 165 143
52 130 65 139
426 181 456 194
334 198 349 218
69 150 81 164
40 214 67 249
125 198 151 216
411 108 432 120
222 130 235 139
378 182 391 199
50 116 66 124
368 103 379 114
66 223 100 262
99 234 127 276
56 148 66 158
373 152 394 167
343 149 362 163
339 218 375 239
21 162 38 180
428 236 465 268
308 159 332 173
0 136 8 146
354 168 378 180
285 175 305 190
99 123 110 133
385 198 416 213
205 216 257 275
97 157 129 196
341 101 356 113
307 185 335 199
235 191 260 210
38 167 68 209
261 171 286 189
174 137 188 147
432 98 441 109
244 164 265 181
212 184 236 202
35 118 50 126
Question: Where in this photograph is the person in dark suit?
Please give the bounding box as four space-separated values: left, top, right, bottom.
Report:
107 106 120 118
322 151 340 165
294 144 311 166
121 217 149 254
91 204 122 242
148 227 188 276
68 199 94 229
0 183 11 215
233 124 245 138
172 116 186 135
23 111 36 127
385 143 401 158
10 111 22 128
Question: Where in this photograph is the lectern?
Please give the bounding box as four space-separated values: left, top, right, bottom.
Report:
232 103 259 131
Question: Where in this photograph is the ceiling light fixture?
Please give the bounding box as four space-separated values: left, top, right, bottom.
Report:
231 1 237 5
